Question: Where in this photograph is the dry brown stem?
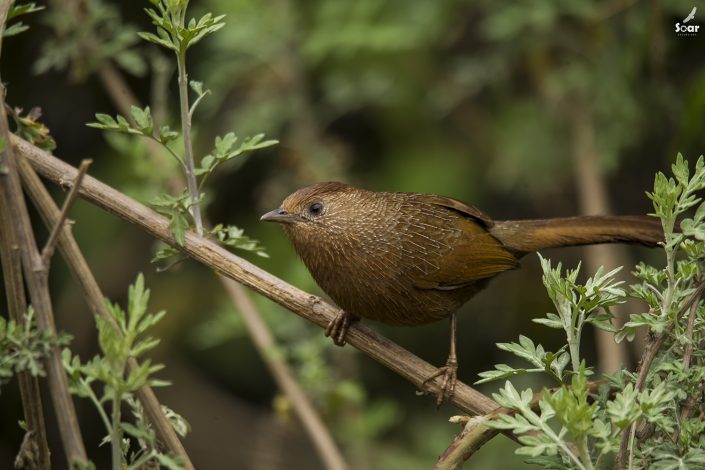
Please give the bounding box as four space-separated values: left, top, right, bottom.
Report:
0 185 51 470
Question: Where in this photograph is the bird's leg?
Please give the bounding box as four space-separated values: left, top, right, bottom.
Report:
420 314 458 406
325 310 359 347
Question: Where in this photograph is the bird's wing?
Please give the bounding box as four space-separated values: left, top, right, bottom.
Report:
685 6 696 22
409 195 519 290
415 194 495 227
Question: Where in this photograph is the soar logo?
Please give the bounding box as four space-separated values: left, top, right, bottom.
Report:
675 7 700 36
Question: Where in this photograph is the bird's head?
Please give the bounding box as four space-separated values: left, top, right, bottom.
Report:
261 182 370 247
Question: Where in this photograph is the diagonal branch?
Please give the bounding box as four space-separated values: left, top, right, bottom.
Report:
222 280 349 470
40 158 91 267
14 134 501 417
434 415 496 470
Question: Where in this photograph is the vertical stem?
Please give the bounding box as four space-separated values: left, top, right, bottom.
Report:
176 51 203 235
578 436 594 470
568 335 581 374
565 304 581 374
627 423 636 470
111 391 122 470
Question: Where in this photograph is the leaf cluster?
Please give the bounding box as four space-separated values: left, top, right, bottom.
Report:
4 2 43 38
139 1 225 56
480 155 705 468
0 307 71 390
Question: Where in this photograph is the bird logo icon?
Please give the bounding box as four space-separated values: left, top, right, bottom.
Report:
675 6 700 35
683 6 697 23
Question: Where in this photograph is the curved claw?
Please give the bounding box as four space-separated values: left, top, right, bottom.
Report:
419 357 458 407
324 311 358 346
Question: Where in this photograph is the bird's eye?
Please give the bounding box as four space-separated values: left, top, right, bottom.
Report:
307 202 324 217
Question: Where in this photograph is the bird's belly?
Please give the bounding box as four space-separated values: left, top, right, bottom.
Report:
322 277 487 327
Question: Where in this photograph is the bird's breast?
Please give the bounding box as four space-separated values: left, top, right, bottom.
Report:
295 207 470 325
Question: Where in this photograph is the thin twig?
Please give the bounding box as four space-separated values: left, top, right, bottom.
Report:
434 415 496 470
175 51 203 235
0 109 88 467
682 295 699 371
673 290 702 439
18 157 196 470
40 158 91 267
15 134 501 417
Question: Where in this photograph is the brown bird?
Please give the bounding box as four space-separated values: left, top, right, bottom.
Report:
261 182 663 405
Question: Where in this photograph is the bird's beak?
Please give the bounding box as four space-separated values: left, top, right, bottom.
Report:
260 208 299 224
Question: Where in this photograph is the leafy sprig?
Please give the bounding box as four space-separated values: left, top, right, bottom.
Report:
87 0 276 261
138 1 225 55
63 274 184 470
0 307 71 390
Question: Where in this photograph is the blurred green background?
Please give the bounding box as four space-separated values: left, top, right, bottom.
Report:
1 0 704 468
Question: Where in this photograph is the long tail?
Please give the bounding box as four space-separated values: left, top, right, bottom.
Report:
489 215 664 255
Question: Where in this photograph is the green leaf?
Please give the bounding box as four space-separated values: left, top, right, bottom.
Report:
210 224 268 257
94 113 118 127
127 273 149 331
8 2 44 21
96 315 125 368
532 313 562 329
151 246 181 265
497 335 547 369
607 383 640 429
120 421 150 440
476 363 533 384
190 80 204 95
154 453 185 470
131 337 160 357
130 105 153 135
158 125 179 144
3 23 29 37
170 212 189 246
137 31 176 50
672 153 689 186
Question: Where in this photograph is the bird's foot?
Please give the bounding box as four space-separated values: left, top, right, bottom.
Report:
325 311 358 346
418 357 458 407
